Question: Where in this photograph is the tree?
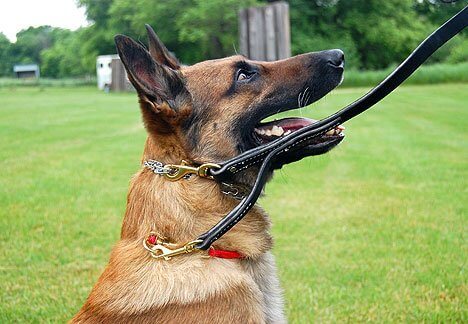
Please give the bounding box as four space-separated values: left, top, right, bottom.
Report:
78 0 260 64
10 26 65 65
0 33 13 76
414 0 467 64
414 0 467 26
335 0 429 69
177 0 259 59
288 0 361 69
41 29 93 78
78 0 113 26
107 0 189 58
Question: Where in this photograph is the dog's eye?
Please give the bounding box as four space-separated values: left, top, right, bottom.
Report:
237 70 253 82
238 73 248 81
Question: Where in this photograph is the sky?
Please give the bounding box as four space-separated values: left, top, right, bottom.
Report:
0 0 88 42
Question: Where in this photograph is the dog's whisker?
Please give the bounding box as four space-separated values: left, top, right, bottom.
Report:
305 88 312 105
297 92 302 109
301 88 308 112
303 87 310 108
304 91 312 107
303 88 308 105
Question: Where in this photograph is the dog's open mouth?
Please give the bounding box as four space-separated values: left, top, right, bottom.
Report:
254 117 344 144
252 115 345 151
249 116 345 169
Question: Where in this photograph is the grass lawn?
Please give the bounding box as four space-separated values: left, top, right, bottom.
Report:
0 84 466 322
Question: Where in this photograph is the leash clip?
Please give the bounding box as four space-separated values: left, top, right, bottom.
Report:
164 160 220 181
143 233 202 260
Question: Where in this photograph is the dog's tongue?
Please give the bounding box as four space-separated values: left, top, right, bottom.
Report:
255 117 315 137
273 117 315 131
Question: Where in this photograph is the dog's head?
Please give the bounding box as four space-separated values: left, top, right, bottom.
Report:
115 25 345 184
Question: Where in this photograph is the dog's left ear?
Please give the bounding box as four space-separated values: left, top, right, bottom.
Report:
114 35 189 117
145 24 180 70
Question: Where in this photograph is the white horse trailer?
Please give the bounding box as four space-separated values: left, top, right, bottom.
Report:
96 55 119 90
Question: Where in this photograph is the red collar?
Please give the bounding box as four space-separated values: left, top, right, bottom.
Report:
144 232 243 260
209 247 244 259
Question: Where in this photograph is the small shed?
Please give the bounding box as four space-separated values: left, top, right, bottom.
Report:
13 64 40 78
96 55 119 90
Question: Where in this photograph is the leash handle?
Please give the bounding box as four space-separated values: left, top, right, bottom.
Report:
197 6 468 250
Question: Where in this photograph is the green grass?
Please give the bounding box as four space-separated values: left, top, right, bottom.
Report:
342 62 468 87
0 84 466 322
0 77 96 88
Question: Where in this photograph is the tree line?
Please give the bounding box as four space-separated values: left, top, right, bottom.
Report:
0 0 465 78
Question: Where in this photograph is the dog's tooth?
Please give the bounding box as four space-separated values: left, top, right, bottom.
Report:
265 129 272 136
326 129 335 135
255 128 267 135
271 125 284 136
278 126 285 135
284 130 291 136
337 125 345 130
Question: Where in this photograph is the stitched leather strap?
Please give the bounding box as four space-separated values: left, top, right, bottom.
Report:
195 6 467 250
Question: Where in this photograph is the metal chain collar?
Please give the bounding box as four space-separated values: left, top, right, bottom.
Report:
144 159 246 199
143 160 173 175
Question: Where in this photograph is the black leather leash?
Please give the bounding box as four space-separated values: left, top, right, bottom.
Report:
195 6 467 251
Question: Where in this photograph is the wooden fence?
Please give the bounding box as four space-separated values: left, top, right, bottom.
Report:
239 1 291 61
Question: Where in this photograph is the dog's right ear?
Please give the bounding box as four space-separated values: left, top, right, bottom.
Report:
114 35 189 115
145 24 180 70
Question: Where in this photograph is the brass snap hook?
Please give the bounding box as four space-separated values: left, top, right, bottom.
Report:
197 163 221 179
143 237 203 261
163 160 220 181
164 160 198 181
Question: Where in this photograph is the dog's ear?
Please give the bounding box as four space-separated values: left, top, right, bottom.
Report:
114 35 189 116
145 24 180 70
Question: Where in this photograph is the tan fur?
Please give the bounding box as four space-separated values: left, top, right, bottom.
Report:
72 127 276 322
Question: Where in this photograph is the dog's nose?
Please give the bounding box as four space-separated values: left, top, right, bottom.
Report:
324 49 345 67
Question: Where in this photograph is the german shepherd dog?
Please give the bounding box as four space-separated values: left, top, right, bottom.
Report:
72 25 345 323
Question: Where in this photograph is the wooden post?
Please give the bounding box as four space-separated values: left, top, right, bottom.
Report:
247 7 265 60
239 8 249 57
273 2 291 60
264 5 277 61
238 1 291 61
110 59 133 92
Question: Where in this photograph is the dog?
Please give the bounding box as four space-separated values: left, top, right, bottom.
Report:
72 25 345 323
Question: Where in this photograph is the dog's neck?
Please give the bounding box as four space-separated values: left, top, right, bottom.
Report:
119 135 273 258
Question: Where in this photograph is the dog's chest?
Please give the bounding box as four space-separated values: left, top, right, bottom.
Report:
242 252 287 324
